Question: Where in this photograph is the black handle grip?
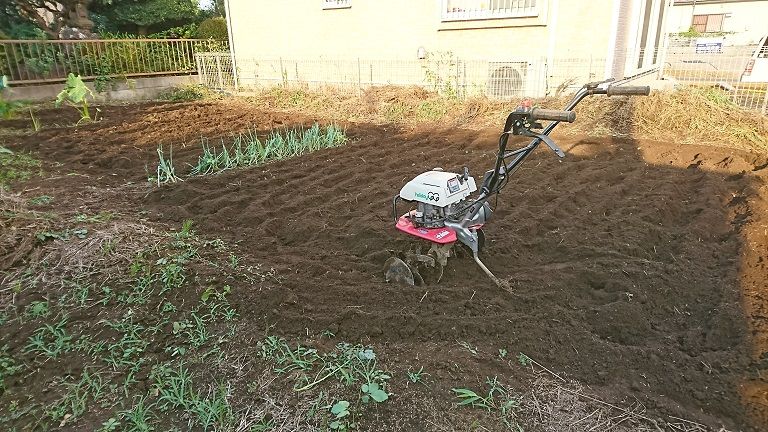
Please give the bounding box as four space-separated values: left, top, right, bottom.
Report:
530 108 576 123
607 85 651 96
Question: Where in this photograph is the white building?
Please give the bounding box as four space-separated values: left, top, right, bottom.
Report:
667 0 768 45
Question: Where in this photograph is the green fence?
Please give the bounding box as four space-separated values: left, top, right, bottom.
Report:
0 39 228 85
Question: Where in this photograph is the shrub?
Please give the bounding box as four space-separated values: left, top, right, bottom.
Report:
196 17 228 40
161 84 214 102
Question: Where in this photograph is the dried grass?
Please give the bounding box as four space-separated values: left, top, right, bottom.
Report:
244 85 768 152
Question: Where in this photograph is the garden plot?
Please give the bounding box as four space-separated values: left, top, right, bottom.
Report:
1 99 768 431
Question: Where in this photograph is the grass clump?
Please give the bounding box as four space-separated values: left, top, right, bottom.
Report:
0 146 41 190
161 84 217 102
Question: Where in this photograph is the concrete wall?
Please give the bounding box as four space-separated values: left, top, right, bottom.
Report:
667 0 768 45
1 75 199 103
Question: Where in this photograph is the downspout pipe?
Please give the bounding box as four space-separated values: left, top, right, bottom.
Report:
223 0 239 92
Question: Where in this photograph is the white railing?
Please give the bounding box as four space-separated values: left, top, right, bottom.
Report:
323 0 351 9
441 0 539 21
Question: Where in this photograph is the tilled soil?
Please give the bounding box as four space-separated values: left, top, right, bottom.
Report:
2 100 768 430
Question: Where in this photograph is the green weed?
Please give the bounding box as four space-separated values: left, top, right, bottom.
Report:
74 211 114 223
46 368 106 425
161 84 212 102
24 318 73 359
97 417 121 432
406 366 427 384
100 316 148 370
190 384 235 430
23 300 50 320
0 345 23 393
0 148 41 189
453 376 522 429
119 395 155 432
28 195 53 206
152 362 195 411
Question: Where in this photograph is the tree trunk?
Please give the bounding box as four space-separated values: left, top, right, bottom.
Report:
138 26 149 36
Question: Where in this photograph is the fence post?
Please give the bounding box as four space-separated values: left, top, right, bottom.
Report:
454 58 460 98
357 58 362 94
279 57 286 87
215 55 224 90
195 53 202 85
762 84 768 115
462 60 467 99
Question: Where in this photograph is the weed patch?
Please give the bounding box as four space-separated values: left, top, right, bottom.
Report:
0 148 41 189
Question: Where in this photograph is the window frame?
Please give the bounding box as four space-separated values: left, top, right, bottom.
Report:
441 0 539 22
691 13 725 33
323 0 352 10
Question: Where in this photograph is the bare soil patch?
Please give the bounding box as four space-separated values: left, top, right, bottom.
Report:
1 99 767 431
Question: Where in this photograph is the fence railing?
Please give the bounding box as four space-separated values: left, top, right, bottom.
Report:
660 44 767 113
0 39 228 85
198 55 604 99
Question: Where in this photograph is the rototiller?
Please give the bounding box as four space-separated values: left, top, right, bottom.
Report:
386 79 650 287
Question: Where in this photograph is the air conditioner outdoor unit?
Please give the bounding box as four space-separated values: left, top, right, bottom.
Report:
486 61 530 99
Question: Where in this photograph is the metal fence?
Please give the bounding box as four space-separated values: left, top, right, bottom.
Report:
198 55 607 99
660 44 767 113
0 39 228 85
197 45 768 114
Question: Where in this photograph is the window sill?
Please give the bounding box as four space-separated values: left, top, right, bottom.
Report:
439 15 545 31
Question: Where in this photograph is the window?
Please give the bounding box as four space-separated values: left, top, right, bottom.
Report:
442 0 538 21
691 14 724 33
323 0 351 9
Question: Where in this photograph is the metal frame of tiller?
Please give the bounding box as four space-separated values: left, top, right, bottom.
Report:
392 79 650 287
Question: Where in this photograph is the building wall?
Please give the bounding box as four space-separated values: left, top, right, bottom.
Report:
226 0 616 62
225 0 668 93
667 0 768 45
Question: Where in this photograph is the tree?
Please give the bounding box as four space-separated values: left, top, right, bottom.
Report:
11 0 80 39
92 0 200 35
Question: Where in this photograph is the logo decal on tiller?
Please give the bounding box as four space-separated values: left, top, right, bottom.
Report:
416 191 440 201
435 230 451 240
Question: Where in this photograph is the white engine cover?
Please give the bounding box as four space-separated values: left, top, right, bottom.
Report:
399 170 477 207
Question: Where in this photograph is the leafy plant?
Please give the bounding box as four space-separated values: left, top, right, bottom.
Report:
97 417 121 432
361 382 388 403
55 73 95 124
453 377 523 429
422 51 459 98
330 400 354 431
